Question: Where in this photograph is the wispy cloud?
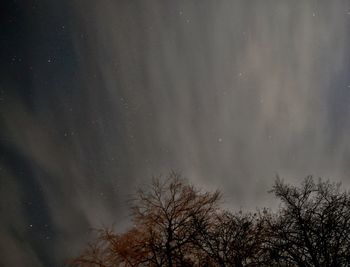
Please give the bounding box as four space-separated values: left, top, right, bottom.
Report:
1 1 350 265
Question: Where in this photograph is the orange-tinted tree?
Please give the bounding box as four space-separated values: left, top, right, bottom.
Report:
70 172 221 267
70 174 350 267
130 172 221 266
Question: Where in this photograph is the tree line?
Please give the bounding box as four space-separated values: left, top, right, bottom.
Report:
70 172 350 267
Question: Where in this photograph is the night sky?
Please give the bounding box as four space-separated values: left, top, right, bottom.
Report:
1 1 350 266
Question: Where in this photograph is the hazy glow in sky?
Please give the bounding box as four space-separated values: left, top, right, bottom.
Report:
1 1 350 266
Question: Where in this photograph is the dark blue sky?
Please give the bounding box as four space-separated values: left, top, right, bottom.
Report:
1 1 350 266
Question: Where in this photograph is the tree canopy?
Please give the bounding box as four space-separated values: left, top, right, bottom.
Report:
70 173 350 267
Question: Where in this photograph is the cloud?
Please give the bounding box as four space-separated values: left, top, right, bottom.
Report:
1 0 350 265
72 0 350 202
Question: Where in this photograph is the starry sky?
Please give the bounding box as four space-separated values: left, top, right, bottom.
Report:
1 1 350 266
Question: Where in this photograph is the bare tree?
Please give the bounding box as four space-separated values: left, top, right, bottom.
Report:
265 176 350 267
131 172 221 266
69 228 121 267
192 210 268 267
69 172 221 267
69 174 350 267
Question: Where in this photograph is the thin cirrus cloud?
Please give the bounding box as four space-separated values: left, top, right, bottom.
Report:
1 1 350 266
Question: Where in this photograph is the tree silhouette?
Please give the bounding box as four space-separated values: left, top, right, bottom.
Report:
70 172 221 267
192 210 268 267
69 174 350 267
265 176 350 266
